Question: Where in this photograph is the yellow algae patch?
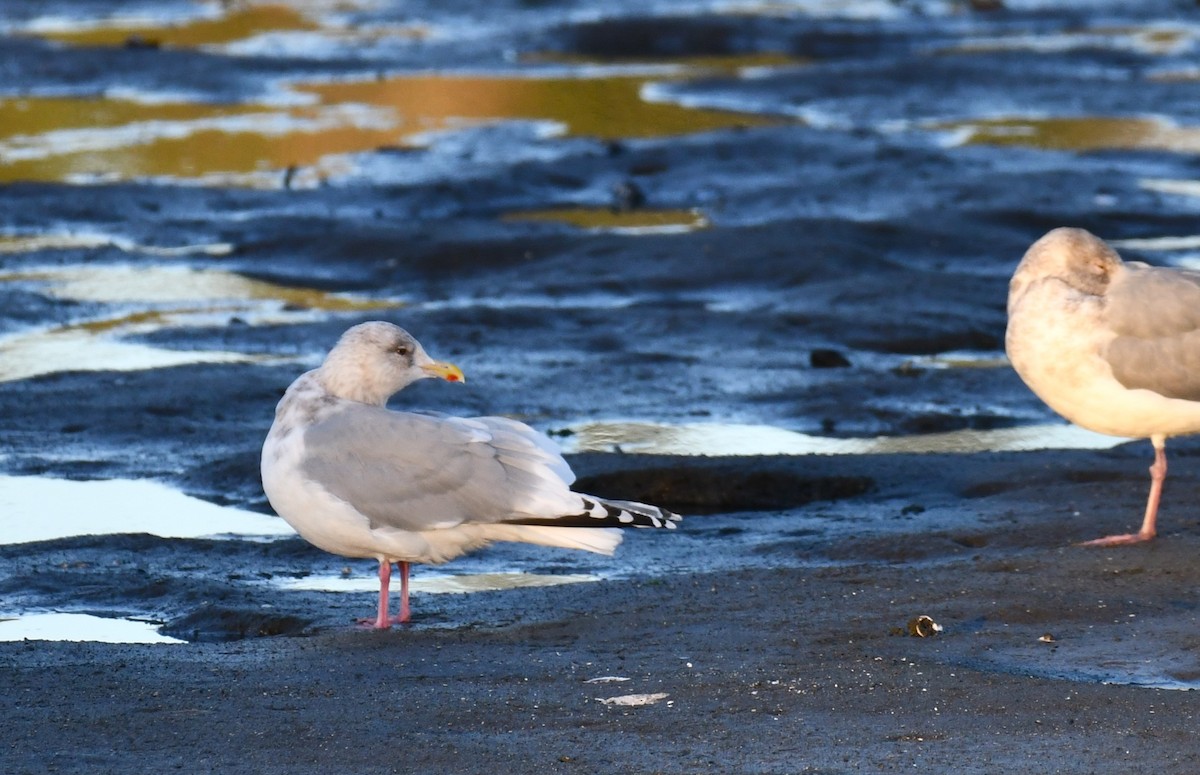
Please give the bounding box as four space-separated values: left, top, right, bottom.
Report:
0 67 783 185
27 2 428 51
931 116 1200 154
33 4 318 49
0 94 399 186
0 95 263 143
504 207 710 235
299 72 783 143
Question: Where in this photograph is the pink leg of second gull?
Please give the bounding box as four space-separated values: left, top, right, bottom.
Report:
1079 435 1166 547
359 560 393 629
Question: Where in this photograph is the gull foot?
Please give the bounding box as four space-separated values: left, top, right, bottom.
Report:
356 616 392 629
1076 531 1155 547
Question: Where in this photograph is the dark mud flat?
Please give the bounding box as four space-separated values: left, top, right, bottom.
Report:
6 445 1200 774
6 0 1200 773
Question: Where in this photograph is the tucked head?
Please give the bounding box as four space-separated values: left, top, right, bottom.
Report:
1012 227 1124 299
317 322 464 405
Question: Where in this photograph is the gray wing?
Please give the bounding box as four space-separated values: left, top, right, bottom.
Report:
1102 262 1200 401
299 405 582 532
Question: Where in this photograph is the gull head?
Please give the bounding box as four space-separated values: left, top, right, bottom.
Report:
318 321 464 405
1010 227 1124 304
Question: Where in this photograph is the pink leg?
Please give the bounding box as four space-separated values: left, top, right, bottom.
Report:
358 560 393 629
1079 435 1165 547
393 561 411 624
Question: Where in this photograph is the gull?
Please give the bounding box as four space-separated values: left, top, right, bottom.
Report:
261 322 680 627
1006 227 1200 546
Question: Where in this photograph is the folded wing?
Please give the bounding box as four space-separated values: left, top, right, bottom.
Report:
1103 264 1200 402
300 406 599 532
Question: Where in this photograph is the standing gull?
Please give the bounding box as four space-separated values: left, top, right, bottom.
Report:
1006 227 1200 546
262 322 680 627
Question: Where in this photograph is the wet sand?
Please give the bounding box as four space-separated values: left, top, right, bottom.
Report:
4 1 1200 772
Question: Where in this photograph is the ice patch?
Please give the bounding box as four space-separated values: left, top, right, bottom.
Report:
0 475 295 545
0 612 185 644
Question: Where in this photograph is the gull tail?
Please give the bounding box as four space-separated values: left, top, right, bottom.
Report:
504 494 682 531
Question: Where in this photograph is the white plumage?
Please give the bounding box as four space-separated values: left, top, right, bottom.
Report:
261 321 680 627
1006 227 1200 545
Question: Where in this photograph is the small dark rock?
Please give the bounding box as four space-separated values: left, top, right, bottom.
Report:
123 35 161 50
810 349 851 368
611 180 646 212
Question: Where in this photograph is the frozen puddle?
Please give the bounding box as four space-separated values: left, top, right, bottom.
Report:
937 25 1193 57
557 421 1126 456
927 115 1200 155
0 612 184 644
0 232 233 256
280 571 600 595
0 475 295 545
0 325 267 383
0 261 399 382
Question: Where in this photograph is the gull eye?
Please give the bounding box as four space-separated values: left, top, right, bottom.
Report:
394 345 410 357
